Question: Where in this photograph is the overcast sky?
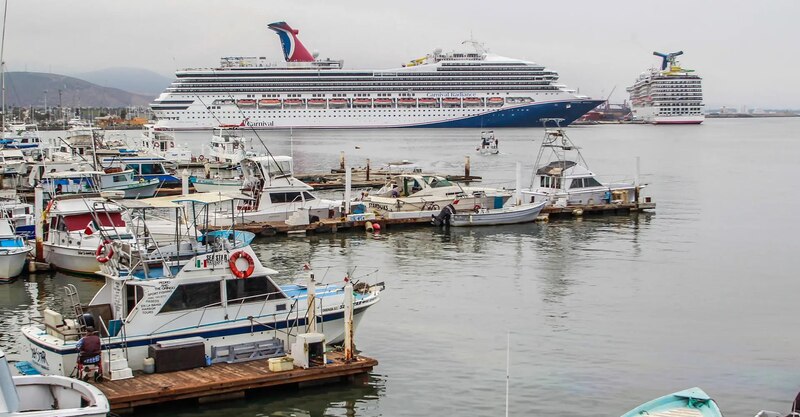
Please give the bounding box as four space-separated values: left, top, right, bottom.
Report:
4 0 798 108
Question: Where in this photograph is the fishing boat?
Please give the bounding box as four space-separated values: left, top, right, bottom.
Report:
0 349 110 417
477 130 499 155
621 387 723 417
0 195 34 239
521 120 640 207
364 173 511 213
20 194 384 377
41 169 160 199
0 217 32 281
138 124 193 164
1 122 42 151
206 127 253 166
208 156 342 225
100 156 181 186
448 200 546 227
42 195 135 274
192 177 243 192
0 150 27 175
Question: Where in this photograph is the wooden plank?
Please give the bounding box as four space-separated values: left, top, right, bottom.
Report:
92 352 377 411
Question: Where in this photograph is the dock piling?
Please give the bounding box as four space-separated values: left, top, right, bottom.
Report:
465 156 471 178
339 151 345 171
344 164 352 215
181 169 189 196
306 272 317 334
344 281 354 361
34 186 43 262
366 159 370 181
515 162 522 205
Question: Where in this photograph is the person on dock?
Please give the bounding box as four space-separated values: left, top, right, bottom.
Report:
77 327 101 365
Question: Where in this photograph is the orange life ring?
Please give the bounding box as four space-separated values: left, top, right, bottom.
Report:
473 204 481 213
95 240 113 263
198 155 205 161
229 251 254 278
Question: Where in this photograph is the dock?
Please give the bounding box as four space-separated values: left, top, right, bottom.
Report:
91 351 377 413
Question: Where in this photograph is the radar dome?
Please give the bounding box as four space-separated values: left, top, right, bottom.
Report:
312 50 320 59
433 48 443 55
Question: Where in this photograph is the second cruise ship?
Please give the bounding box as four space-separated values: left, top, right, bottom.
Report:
626 51 704 124
150 21 603 130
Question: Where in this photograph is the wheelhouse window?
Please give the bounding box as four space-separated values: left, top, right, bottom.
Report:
159 282 222 313
302 191 316 201
269 192 302 203
583 177 602 187
226 276 285 304
569 178 584 189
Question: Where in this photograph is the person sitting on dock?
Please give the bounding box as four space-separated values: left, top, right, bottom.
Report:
76 327 101 365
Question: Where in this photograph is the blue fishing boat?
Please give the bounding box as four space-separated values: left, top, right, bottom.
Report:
100 156 180 186
621 388 723 417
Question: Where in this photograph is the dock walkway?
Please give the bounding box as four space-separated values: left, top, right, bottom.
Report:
92 352 377 413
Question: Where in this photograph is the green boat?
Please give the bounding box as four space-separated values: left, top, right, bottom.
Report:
621 387 723 417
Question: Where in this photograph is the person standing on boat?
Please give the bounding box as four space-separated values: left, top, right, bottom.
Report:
76 327 101 365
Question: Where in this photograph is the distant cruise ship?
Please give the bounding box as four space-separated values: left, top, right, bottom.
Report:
626 51 704 124
150 21 603 130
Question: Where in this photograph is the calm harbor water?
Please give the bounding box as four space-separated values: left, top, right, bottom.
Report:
2 118 799 416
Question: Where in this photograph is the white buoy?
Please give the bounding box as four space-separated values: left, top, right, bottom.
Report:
344 281 354 361
306 271 317 334
344 163 352 215
515 161 523 206
181 169 190 196
34 186 44 262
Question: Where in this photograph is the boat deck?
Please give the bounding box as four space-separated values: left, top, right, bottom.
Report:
643 410 703 417
91 351 377 413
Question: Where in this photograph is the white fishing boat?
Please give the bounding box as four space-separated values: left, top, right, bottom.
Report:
448 200 546 227
192 177 243 193
209 156 343 226
0 150 27 175
205 127 254 166
1 122 42 152
521 121 639 207
365 173 511 213
42 195 135 274
20 194 384 377
138 124 193 164
0 218 32 281
0 349 110 417
476 130 499 155
0 193 35 239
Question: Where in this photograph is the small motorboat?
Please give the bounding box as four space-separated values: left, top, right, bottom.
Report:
0 218 32 281
477 130 499 155
754 391 800 417
0 349 110 417
448 200 546 227
621 387 723 417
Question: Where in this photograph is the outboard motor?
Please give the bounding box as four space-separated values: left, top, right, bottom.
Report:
431 204 456 227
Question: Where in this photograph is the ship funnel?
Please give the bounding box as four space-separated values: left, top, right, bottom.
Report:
267 21 315 63
653 51 684 70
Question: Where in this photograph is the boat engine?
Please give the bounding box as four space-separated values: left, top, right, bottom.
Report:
431 204 456 227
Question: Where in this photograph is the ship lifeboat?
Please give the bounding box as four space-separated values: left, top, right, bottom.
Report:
398 98 417 107
418 98 438 107
258 99 282 108
373 98 394 107
462 97 483 107
283 99 304 107
329 98 349 108
237 99 257 107
308 99 327 108
487 97 504 106
352 98 372 107
442 98 462 107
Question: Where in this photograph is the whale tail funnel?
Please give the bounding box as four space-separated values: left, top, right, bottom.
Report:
268 21 315 62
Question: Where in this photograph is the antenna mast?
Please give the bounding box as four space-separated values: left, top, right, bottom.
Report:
0 0 8 127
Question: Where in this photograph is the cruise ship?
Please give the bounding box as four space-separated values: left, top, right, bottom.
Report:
150 21 603 130
626 51 704 124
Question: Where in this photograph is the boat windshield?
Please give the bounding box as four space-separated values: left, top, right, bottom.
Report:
423 176 452 188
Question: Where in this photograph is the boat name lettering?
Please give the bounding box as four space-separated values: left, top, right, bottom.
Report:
31 346 49 370
427 92 476 98
368 203 391 211
206 253 229 267
246 120 275 128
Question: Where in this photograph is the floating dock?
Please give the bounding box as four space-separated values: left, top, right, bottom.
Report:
91 351 377 413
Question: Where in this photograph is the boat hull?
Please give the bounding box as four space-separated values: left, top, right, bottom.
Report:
451 202 545 227
621 387 723 417
153 100 605 131
0 247 32 280
111 179 160 199
42 244 99 274
21 306 371 376
192 180 243 193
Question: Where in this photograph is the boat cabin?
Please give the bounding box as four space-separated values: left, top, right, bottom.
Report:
101 157 180 185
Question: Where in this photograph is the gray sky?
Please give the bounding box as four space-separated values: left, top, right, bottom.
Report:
5 0 798 108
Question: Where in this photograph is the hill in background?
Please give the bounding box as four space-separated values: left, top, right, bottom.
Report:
74 67 173 96
4 72 154 108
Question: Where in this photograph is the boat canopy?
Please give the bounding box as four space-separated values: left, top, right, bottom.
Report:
536 160 577 176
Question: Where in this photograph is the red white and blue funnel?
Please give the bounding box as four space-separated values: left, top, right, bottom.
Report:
268 21 315 62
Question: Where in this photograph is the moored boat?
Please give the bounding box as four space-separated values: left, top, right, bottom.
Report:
621 387 723 417
448 200 546 227
0 218 32 281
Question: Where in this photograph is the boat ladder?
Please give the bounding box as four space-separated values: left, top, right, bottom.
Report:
64 284 87 334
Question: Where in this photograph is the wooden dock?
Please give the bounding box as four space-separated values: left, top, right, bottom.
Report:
91 351 377 413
